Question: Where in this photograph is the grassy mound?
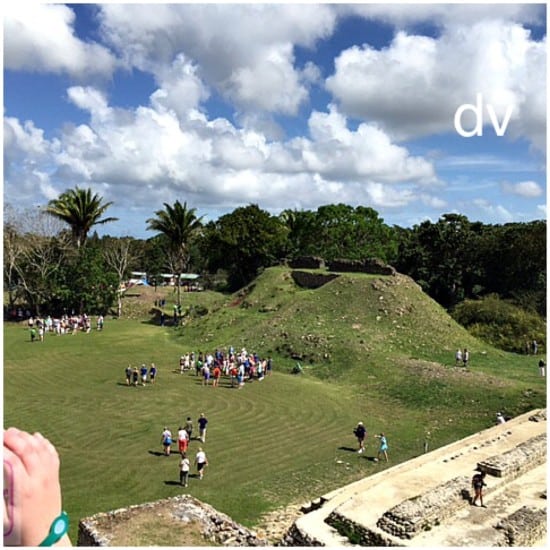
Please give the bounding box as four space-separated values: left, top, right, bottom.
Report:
3 267 545 544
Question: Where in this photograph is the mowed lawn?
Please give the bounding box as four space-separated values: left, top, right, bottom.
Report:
4 320 401 541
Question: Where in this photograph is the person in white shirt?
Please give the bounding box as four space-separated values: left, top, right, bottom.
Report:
496 412 506 425
161 427 172 456
179 452 190 487
195 448 208 480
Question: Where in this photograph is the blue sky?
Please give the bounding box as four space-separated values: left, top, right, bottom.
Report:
3 3 547 238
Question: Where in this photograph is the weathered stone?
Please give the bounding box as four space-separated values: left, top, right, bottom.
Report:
291 270 338 289
288 256 325 269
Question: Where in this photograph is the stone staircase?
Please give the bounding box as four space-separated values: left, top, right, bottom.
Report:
280 409 547 547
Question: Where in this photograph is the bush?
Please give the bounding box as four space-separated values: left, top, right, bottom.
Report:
451 295 546 353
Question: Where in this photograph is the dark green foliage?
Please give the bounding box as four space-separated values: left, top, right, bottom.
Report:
200 204 288 290
280 204 398 262
451 295 546 353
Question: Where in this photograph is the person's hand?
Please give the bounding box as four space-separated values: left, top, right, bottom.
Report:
3 428 71 546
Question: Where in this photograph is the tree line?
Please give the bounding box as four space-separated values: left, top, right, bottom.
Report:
4 188 546 323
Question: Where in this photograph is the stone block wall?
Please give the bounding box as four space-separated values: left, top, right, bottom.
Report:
477 433 547 479
288 256 325 269
375 475 471 539
495 505 547 546
327 258 396 276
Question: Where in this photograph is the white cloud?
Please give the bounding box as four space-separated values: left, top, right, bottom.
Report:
3 88 436 217
501 180 544 198
3 4 116 78
326 20 546 151
472 199 514 223
97 4 336 115
341 4 544 28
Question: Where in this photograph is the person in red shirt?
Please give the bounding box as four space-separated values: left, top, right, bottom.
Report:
212 364 222 387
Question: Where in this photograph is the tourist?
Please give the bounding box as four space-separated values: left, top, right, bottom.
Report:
198 413 208 443
149 363 157 384
267 357 273 375
462 349 470 368
161 427 172 456
471 470 487 507
496 412 506 425
354 422 367 454
185 417 194 441
179 452 190 487
3 427 71 546
132 367 139 386
125 365 132 386
179 356 185 374
30 327 37 342
97 315 104 331
374 433 389 462
532 340 538 355
538 359 545 377
455 348 462 366
202 363 211 386
212 364 221 387
140 364 148 385
177 426 189 454
194 447 208 480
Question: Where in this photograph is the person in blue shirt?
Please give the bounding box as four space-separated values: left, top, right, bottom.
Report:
374 433 389 462
149 363 157 384
354 422 366 454
140 364 148 385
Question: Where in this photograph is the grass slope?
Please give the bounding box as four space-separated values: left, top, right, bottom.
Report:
3 267 546 543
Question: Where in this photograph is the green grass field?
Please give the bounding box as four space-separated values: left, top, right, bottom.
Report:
3 268 546 543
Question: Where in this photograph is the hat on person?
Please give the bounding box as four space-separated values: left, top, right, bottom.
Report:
358 421 363 425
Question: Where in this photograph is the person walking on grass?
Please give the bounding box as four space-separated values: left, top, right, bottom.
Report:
185 417 194 440
125 365 132 385
140 364 148 385
374 433 388 462
198 413 208 443
177 426 189 454
354 422 367 454
149 363 157 384
179 452 190 487
471 470 487 507
161 427 172 456
195 447 208 480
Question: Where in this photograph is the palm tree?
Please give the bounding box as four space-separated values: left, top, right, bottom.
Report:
46 187 118 248
146 200 203 307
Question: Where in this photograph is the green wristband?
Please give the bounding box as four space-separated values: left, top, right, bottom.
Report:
39 511 69 546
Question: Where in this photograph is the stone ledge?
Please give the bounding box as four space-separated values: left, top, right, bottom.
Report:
477 433 547 478
375 475 471 539
78 494 268 546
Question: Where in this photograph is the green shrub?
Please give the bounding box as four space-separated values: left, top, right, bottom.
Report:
451 295 546 353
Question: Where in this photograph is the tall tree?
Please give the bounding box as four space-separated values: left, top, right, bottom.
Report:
146 201 203 306
45 187 118 248
202 204 288 290
102 237 139 317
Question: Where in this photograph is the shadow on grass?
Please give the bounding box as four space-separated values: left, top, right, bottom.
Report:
338 446 359 453
148 450 167 457
164 480 182 486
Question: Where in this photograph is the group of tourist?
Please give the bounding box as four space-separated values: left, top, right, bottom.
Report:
125 364 157 385
178 347 273 388
160 413 210 486
28 314 104 341
454 348 470 367
353 421 389 462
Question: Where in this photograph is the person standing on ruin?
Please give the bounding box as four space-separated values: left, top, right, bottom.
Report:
471 470 487 507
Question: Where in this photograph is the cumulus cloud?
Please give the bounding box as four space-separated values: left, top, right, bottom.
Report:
97 3 335 115
326 20 546 151
3 86 436 216
3 4 116 78
501 180 544 198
